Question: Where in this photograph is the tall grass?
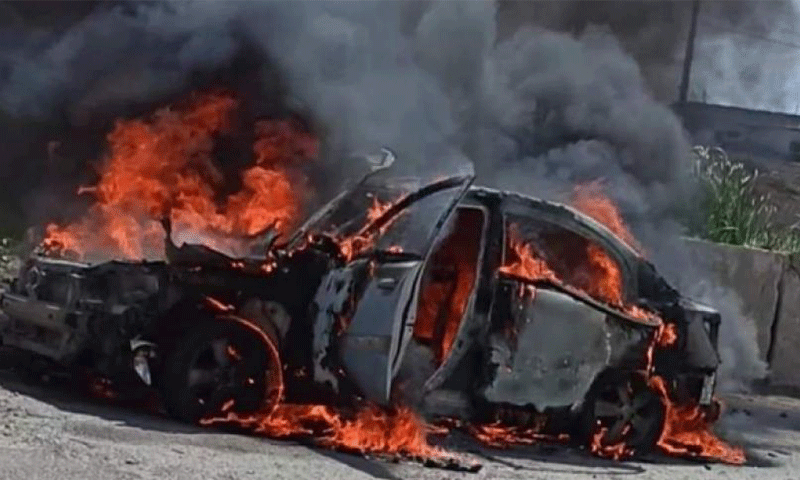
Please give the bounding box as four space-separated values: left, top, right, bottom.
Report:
689 146 800 253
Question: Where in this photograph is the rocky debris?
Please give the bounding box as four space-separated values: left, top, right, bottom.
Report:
0 237 21 283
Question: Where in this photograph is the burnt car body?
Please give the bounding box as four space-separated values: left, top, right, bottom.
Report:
0 159 720 452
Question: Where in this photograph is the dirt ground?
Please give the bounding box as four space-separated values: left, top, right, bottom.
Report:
0 354 797 480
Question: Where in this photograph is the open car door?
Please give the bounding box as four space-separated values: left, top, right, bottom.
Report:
311 173 474 404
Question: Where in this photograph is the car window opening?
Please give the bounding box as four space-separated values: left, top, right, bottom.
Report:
413 207 484 365
504 217 625 307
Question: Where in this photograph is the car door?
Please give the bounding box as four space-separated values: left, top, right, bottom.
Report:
480 208 656 410
311 174 474 404
481 278 613 411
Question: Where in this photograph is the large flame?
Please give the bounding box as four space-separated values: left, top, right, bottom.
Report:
499 224 654 322
649 376 745 464
205 403 446 459
414 208 483 364
572 180 643 255
43 92 317 260
196 306 453 465
578 184 743 464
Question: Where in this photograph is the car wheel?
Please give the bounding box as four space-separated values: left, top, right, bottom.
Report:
161 316 282 424
578 371 665 454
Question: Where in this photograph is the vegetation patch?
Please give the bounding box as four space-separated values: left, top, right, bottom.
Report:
688 146 800 253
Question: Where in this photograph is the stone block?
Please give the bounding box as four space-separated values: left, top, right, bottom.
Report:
681 238 786 362
769 258 800 389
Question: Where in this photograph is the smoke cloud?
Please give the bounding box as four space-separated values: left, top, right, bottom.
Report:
0 0 772 388
497 0 800 112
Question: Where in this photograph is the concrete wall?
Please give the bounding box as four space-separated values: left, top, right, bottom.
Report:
682 238 784 363
770 259 800 389
681 238 800 391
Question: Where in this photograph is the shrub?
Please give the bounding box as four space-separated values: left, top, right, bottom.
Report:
689 146 800 252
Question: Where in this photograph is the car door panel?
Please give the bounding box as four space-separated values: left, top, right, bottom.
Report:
310 174 474 404
481 282 611 411
339 260 424 402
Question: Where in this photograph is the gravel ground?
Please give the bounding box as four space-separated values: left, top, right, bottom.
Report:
0 359 798 480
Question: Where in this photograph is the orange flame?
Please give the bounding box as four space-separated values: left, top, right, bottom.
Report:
649 376 745 464
498 226 560 283
195 314 448 462
572 180 643 255
590 427 634 460
335 197 404 262
414 209 483 364
205 402 447 459
499 225 655 322
656 323 679 348
48 97 742 466
367 197 394 223
465 421 569 448
500 189 743 465
582 242 624 306
43 92 317 260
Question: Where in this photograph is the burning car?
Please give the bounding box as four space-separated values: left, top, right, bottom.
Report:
0 151 725 459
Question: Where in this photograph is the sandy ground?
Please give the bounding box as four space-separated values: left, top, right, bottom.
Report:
0 361 798 480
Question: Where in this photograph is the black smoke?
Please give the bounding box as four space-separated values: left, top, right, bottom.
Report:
496 0 799 108
0 0 774 387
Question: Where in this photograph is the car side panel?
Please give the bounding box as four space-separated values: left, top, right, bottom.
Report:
481 287 611 410
481 281 653 411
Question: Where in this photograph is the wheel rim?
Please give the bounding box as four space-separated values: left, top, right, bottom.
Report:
186 333 268 414
592 377 663 448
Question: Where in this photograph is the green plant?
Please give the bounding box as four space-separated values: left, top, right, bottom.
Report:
689 146 800 252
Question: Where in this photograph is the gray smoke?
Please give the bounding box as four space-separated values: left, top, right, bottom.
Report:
0 0 768 388
475 24 691 221
650 238 769 392
237 1 470 179
0 1 470 180
0 2 240 122
497 0 800 113
693 0 800 112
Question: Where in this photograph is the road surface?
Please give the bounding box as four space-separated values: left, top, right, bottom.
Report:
0 363 797 480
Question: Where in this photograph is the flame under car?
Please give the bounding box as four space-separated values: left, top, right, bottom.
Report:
0 165 721 455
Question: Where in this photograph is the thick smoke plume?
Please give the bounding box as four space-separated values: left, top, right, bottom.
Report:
0 0 768 388
498 0 800 112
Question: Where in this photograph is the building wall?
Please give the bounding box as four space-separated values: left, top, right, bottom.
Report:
673 101 800 165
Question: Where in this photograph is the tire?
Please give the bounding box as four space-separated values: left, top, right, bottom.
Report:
576 370 665 455
161 316 282 424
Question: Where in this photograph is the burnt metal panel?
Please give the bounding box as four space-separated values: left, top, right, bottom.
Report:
338 260 425 404
311 265 358 391
682 312 721 371
482 288 611 410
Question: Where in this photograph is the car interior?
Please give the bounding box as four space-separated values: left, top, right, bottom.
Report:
413 207 486 366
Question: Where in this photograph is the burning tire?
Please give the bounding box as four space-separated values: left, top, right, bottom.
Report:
577 371 665 455
161 316 282 424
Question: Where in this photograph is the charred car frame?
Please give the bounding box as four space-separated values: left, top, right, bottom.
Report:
0 157 721 453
